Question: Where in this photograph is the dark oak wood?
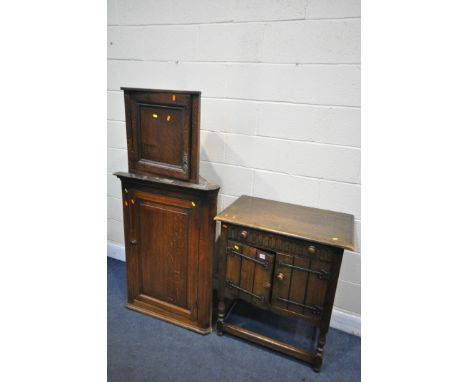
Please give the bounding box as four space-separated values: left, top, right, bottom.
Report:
215 195 355 251
215 195 354 372
222 323 314 363
116 172 219 334
121 88 201 183
113 171 219 191
224 241 274 309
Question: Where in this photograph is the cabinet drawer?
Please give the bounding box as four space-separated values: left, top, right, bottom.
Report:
224 240 274 309
226 225 335 263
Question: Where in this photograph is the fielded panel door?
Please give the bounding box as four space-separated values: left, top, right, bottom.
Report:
128 191 199 321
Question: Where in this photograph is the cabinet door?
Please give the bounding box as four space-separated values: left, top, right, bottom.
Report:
128 191 199 321
224 241 274 309
125 91 198 181
271 252 332 322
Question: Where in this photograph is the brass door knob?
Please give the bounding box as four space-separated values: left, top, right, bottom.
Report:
240 230 248 239
307 245 317 255
276 272 285 281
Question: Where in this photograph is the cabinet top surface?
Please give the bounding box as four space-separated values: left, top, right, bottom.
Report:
215 195 354 250
114 172 220 191
121 87 201 95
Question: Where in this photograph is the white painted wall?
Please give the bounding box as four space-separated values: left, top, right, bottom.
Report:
107 0 361 317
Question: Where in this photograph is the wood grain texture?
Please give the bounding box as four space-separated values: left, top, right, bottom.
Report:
216 196 351 372
215 195 355 250
117 173 219 334
114 171 219 191
121 88 200 183
224 241 274 308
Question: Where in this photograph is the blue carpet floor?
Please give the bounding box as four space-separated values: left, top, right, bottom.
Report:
108 257 360 382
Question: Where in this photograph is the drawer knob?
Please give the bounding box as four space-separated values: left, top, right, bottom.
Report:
307 245 317 255
240 230 248 239
276 272 285 281
264 282 271 289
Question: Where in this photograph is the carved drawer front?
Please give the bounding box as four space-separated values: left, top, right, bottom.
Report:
224 240 274 309
227 225 334 263
271 252 332 322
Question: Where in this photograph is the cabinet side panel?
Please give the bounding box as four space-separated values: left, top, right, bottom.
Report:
196 191 218 329
319 248 344 332
189 94 200 183
217 222 229 300
123 93 136 173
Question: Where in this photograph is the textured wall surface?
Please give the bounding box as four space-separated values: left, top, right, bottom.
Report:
107 0 361 315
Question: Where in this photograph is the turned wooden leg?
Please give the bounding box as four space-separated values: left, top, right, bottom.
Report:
311 330 327 372
216 298 226 336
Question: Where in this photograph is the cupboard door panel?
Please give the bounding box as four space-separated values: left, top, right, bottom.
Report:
239 245 256 303
123 89 200 182
139 203 189 308
131 100 190 180
131 191 198 320
303 255 331 320
138 104 188 168
224 241 273 308
225 243 242 299
287 255 311 315
271 252 331 321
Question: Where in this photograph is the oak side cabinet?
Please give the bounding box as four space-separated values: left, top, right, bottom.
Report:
115 171 220 334
215 195 355 372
